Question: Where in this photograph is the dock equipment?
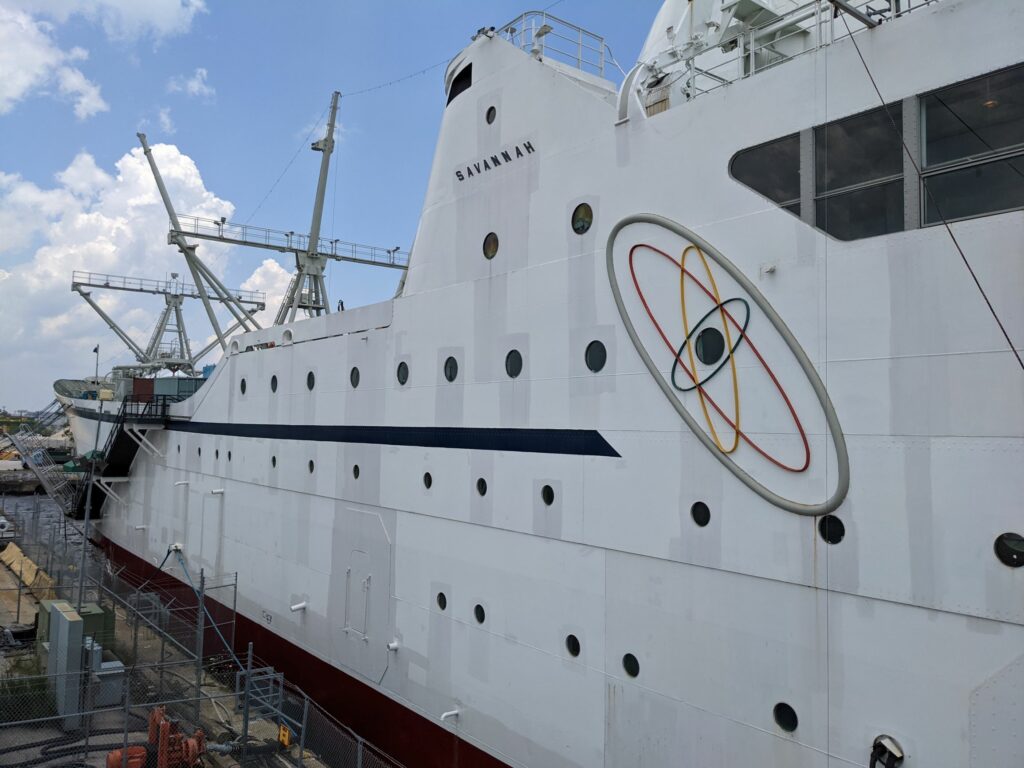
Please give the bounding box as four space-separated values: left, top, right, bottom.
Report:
152 91 409 327
71 270 266 377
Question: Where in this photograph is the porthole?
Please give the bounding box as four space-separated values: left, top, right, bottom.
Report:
436 592 447 610
240 378 247 395
227 451 232 462
571 202 593 234
476 478 487 496
994 532 1024 568
691 501 710 527
350 367 360 389
423 472 433 489
485 105 496 124
353 464 360 479
482 232 499 260
215 449 220 460
306 371 315 391
695 327 726 366
622 653 640 678
505 349 523 379
818 515 845 545
444 356 459 382
177 445 180 454
541 485 555 506
270 375 278 393
308 460 315 474
565 634 581 657
773 702 798 733
397 361 409 386
197 447 202 457
474 604 486 624
271 455 277 468
584 340 607 372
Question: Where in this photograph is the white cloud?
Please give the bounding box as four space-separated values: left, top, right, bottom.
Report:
6 0 207 41
158 106 176 134
0 143 237 409
167 67 215 99
55 63 109 119
0 5 108 119
241 258 291 327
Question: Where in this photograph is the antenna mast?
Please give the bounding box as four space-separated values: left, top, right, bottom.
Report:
276 90 341 324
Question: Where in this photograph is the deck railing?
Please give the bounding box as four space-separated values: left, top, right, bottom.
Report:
498 11 625 81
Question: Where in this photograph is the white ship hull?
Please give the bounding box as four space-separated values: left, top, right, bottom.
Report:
56 394 116 457
85 2 1024 766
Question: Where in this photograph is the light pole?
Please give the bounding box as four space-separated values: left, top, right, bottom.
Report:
77 344 101 612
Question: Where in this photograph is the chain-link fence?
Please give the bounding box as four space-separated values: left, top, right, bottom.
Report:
0 494 406 768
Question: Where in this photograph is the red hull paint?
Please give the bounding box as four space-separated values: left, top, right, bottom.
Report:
98 535 507 768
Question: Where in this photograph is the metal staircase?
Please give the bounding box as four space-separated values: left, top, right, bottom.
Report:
6 426 80 515
81 395 181 519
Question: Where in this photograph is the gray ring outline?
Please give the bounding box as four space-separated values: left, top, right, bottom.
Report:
606 213 850 516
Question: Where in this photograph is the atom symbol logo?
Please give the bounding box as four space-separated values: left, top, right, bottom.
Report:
607 215 850 516
629 242 810 473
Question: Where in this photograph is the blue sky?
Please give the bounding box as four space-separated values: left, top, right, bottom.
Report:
0 1 660 410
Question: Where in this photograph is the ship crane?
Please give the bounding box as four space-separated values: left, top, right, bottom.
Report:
158 91 410 326
71 270 266 376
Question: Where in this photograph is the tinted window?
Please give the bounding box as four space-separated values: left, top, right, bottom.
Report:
924 157 1024 223
924 64 1024 167
731 133 800 207
447 63 472 106
815 103 903 193
815 179 903 241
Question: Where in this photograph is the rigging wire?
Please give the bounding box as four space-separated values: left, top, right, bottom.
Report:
241 102 330 225
839 12 1024 373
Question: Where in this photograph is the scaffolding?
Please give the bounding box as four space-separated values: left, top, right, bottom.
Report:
0 495 404 768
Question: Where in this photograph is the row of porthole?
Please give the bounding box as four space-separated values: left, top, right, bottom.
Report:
238 340 609 396
174 446 557 505
171 448 1024 567
432 585 802 732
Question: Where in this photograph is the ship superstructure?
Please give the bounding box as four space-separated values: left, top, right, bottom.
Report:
68 1 1024 766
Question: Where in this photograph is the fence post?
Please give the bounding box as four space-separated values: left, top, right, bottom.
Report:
357 735 364 768
194 568 205 724
241 641 254 764
297 695 309 768
82 669 92 763
131 586 141 663
15 556 23 624
121 672 131 768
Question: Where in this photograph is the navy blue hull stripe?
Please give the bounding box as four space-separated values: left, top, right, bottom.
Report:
165 421 620 458
72 407 120 423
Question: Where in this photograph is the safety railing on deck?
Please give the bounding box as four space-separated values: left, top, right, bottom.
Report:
638 0 942 110
498 11 625 80
173 215 411 270
72 270 265 306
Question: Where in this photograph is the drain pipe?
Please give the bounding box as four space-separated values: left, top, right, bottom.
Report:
440 709 460 724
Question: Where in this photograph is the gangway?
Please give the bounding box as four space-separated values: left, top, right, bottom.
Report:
5 426 80 516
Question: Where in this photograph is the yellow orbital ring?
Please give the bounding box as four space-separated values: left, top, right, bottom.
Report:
679 245 741 454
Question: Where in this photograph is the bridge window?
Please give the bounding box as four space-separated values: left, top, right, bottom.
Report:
730 132 800 215
922 63 1024 224
815 103 904 240
447 63 472 106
